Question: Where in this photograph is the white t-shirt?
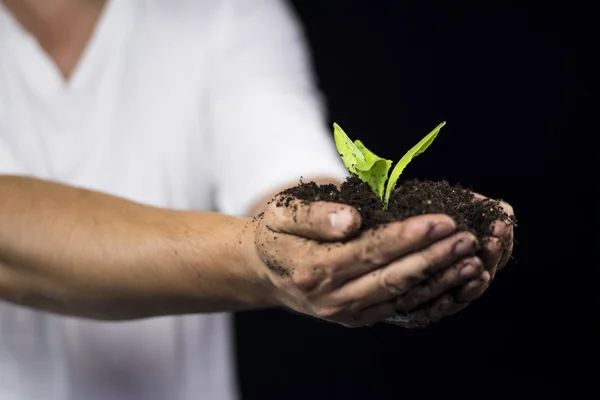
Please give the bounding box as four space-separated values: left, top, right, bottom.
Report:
0 1 347 399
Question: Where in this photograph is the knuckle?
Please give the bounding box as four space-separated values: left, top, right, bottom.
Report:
360 242 385 267
415 252 437 276
486 237 503 254
291 270 319 292
416 283 434 300
429 269 446 285
404 284 432 308
393 220 424 245
379 270 409 295
308 258 329 274
401 217 428 235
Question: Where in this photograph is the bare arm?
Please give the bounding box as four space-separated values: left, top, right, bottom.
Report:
0 175 272 320
0 174 506 328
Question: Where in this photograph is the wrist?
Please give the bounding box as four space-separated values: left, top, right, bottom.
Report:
234 217 281 308
169 211 280 312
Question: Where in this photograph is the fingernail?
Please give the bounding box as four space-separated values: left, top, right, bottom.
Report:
480 271 491 283
330 209 354 233
459 263 477 279
429 221 455 239
453 238 476 257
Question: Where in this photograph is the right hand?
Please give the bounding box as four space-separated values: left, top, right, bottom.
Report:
252 198 482 327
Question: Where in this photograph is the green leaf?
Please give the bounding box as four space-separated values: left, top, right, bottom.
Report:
353 140 393 198
383 121 446 206
333 123 364 175
333 123 392 198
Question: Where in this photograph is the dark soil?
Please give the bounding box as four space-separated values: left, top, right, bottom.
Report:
278 176 515 241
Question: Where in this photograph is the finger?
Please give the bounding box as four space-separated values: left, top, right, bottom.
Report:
439 302 468 318
480 237 503 278
332 231 479 308
496 238 514 272
491 220 515 273
422 271 491 321
404 293 456 324
256 220 352 284
489 200 515 271
491 215 514 238
265 199 361 241
453 271 491 304
426 271 491 320
427 294 461 321
261 213 457 292
395 256 484 311
262 212 456 289
324 213 458 283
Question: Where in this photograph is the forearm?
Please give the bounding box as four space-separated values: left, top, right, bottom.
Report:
0 175 272 320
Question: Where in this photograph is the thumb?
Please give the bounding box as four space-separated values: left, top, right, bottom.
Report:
265 198 361 241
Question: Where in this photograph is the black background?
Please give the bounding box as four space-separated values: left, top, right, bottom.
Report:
236 1 597 399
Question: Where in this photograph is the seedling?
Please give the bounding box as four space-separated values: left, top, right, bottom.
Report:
333 121 446 208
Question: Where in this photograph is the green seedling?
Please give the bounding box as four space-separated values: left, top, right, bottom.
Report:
333 121 446 207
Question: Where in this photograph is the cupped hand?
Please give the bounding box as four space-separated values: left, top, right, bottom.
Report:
252 197 482 328
389 198 515 328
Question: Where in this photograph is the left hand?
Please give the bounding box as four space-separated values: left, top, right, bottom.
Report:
387 197 515 328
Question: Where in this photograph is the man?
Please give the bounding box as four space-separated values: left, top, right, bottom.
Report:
0 0 514 399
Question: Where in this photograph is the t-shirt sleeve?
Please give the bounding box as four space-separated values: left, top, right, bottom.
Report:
206 0 348 216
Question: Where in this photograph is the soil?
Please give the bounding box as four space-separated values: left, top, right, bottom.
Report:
277 175 515 241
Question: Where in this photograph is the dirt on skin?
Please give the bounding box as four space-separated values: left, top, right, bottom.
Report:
277 175 516 241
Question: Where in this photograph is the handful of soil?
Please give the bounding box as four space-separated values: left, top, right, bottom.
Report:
279 175 515 241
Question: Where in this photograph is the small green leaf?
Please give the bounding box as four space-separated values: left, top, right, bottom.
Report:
353 140 393 198
383 121 446 206
333 123 365 175
333 123 392 198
